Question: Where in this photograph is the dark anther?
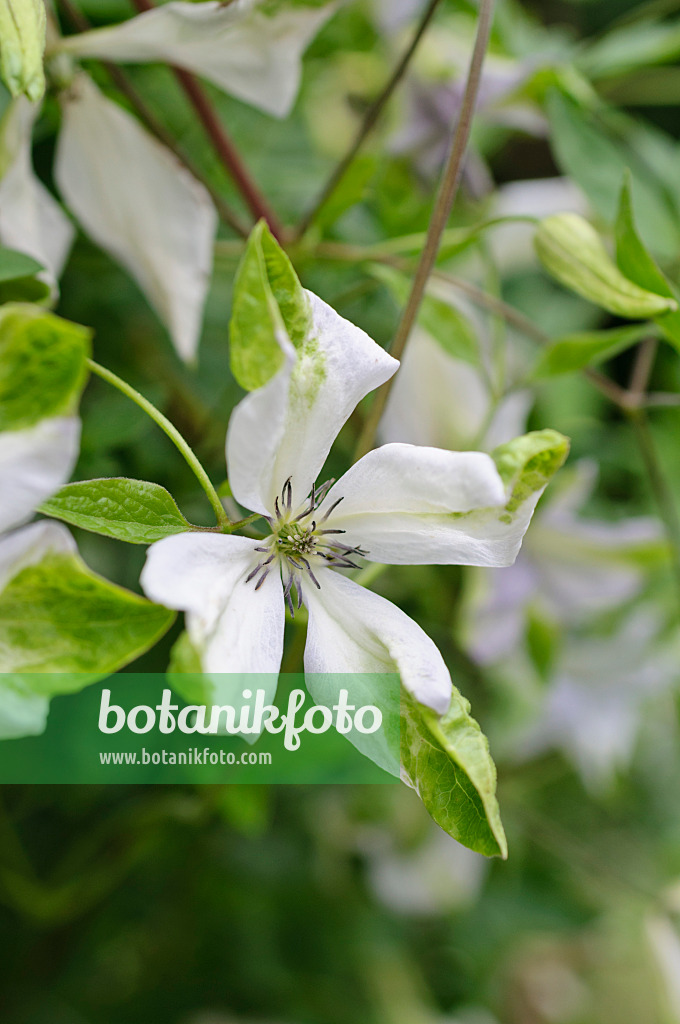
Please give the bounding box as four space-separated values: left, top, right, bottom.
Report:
283 477 293 511
274 496 281 520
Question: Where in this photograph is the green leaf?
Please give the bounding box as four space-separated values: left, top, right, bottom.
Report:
400 687 507 858
315 155 376 231
526 607 561 682
615 174 680 352
369 263 480 365
230 220 311 391
535 213 677 319
579 20 680 82
0 246 43 282
532 324 653 378
546 88 680 260
0 247 49 303
0 275 51 305
0 552 175 683
492 430 570 515
39 478 193 544
0 304 91 431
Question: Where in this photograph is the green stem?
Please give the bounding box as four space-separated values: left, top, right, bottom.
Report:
354 0 497 460
87 359 231 530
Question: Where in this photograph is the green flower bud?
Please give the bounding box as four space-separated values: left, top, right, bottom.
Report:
0 0 46 102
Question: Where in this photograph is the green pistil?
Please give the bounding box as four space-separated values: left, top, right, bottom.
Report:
276 522 317 559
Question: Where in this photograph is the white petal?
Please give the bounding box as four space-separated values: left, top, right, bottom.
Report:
322 443 518 565
227 290 398 515
0 417 80 533
379 329 492 451
0 520 77 592
141 532 284 674
303 567 452 714
0 676 49 739
0 98 74 281
55 75 217 362
58 0 336 119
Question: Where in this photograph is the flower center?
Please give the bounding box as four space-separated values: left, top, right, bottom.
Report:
245 477 367 615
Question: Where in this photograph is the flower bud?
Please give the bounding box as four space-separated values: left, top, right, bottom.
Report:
0 0 46 102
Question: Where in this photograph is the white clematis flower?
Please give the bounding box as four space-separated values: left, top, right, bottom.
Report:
57 0 337 119
0 97 74 285
142 292 558 718
506 610 678 793
55 74 218 363
0 415 80 737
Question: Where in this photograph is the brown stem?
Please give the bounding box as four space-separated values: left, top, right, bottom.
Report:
354 0 496 459
628 336 658 403
294 0 445 241
57 0 249 237
130 0 284 241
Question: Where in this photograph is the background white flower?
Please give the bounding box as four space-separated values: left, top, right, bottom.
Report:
499 610 679 792
380 325 531 453
58 0 337 120
0 97 75 288
55 74 218 364
463 461 663 665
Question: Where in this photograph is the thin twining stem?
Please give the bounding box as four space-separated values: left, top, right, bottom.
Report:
57 0 249 238
629 409 680 602
354 0 497 460
294 0 445 241
129 0 284 241
87 360 231 530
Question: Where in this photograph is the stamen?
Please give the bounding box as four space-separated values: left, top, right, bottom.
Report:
317 528 345 536
274 496 281 520
320 496 343 523
283 477 292 511
254 568 271 591
315 478 335 503
299 557 321 590
245 563 263 584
